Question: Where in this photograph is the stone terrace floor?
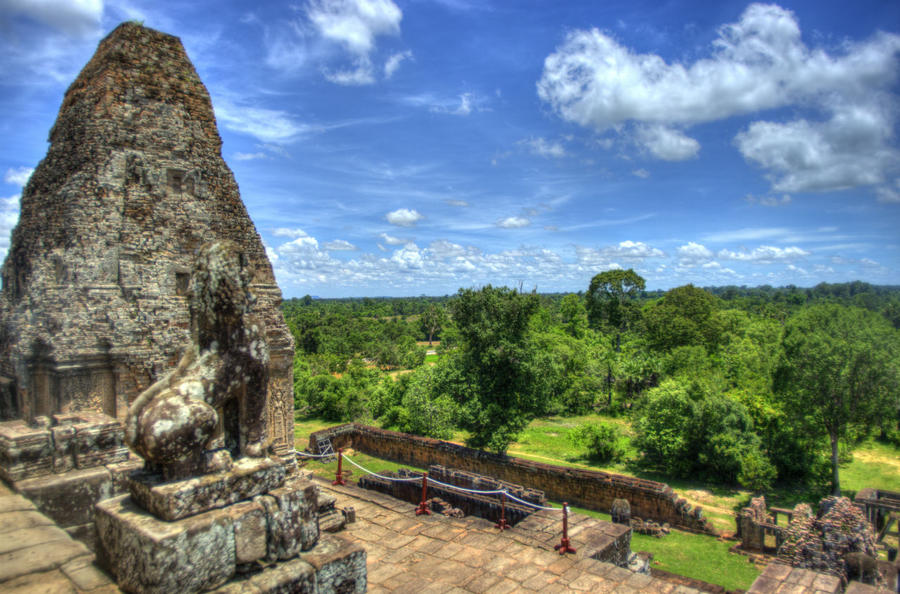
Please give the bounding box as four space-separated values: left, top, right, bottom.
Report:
0 481 116 593
316 476 702 593
0 469 851 593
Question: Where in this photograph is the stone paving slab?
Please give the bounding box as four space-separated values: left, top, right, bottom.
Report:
0 481 117 592
315 476 702 593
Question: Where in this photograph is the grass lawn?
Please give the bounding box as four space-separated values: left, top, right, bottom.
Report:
565 506 760 591
841 439 900 494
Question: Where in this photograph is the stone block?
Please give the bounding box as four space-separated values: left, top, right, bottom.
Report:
106 457 143 494
0 568 79 594
16 466 114 527
64 522 97 551
257 477 319 560
96 494 236 593
227 500 268 565
54 412 129 469
212 558 315 594
0 420 53 482
129 456 286 520
0 509 55 532
51 423 77 473
301 533 366 594
581 521 631 567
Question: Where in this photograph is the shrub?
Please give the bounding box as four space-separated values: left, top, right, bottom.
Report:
569 422 626 464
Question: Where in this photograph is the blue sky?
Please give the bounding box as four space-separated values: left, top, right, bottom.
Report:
1 0 899 298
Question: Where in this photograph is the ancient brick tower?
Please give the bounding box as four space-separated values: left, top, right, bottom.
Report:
0 23 295 455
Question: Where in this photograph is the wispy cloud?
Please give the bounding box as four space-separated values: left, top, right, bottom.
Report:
496 216 530 229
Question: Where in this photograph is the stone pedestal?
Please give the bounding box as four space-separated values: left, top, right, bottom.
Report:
0 412 138 548
96 464 366 593
129 456 286 521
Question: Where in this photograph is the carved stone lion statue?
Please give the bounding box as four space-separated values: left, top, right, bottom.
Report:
125 241 269 480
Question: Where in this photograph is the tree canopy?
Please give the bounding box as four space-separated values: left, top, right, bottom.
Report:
445 285 548 452
585 268 645 331
774 304 900 494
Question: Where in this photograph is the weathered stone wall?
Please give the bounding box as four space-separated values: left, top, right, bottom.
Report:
0 22 294 454
308 423 715 534
358 468 538 527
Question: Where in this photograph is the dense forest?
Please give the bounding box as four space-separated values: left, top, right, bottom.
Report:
283 277 900 495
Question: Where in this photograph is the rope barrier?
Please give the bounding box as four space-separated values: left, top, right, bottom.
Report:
341 454 424 482
504 491 562 511
296 451 336 458
427 476 506 495
325 451 564 514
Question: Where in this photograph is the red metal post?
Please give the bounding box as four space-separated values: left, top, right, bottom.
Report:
415 472 431 515
554 502 576 555
332 448 346 486
496 492 510 530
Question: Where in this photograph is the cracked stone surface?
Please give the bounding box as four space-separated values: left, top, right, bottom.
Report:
314 475 702 593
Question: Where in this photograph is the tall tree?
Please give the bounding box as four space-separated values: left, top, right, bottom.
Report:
419 304 447 345
585 269 646 336
774 304 900 495
445 285 547 452
642 284 723 352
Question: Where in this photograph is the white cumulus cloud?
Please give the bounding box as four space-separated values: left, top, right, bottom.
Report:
307 0 403 85
379 232 407 245
718 245 809 262
676 242 714 265
4 167 33 187
735 103 898 192
385 208 423 226
273 227 310 238
537 2 900 193
637 125 699 161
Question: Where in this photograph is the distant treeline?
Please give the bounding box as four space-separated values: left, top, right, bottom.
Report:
285 281 900 326
281 279 900 494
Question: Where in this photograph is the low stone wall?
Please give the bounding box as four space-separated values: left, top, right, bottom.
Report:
358 468 537 526
308 423 715 534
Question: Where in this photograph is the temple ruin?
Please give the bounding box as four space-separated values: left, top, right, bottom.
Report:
0 21 294 456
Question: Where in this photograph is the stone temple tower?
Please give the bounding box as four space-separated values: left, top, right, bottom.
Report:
0 22 295 455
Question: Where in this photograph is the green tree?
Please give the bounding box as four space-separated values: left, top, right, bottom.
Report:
383 365 458 439
774 304 900 495
642 284 723 352
445 285 548 452
633 380 772 484
585 269 645 336
419 304 447 345
559 293 588 338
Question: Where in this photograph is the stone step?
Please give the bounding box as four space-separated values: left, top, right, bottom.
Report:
319 509 347 533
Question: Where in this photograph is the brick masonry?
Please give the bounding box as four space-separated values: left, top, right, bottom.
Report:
0 22 294 456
